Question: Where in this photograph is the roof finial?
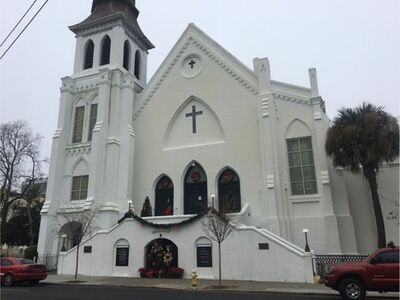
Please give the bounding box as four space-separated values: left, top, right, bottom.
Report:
308 68 319 98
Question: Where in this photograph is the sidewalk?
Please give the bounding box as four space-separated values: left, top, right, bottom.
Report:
43 274 399 298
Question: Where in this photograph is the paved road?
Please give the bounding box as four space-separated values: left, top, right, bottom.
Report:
1 284 391 300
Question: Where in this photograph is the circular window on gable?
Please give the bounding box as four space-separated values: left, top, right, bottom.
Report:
181 54 203 79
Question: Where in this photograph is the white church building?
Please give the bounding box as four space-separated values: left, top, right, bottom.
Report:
37 0 399 281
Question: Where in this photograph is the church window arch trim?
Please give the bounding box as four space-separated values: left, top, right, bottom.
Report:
100 35 111 66
216 167 241 213
123 40 131 71
134 50 141 79
285 119 318 196
83 39 94 70
69 156 89 201
163 95 225 150
71 95 99 144
154 175 174 216
182 161 208 215
286 136 318 196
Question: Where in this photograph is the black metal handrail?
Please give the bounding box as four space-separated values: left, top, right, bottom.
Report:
313 254 368 280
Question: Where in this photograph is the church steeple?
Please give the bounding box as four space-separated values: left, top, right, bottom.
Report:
69 0 154 83
91 0 138 17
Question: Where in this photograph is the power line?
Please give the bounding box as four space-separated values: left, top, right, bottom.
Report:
0 0 49 61
0 0 40 48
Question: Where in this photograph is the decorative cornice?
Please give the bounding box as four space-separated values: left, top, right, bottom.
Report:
60 77 75 93
71 13 153 51
267 174 275 189
74 83 98 92
40 201 51 214
121 75 135 89
133 38 257 120
93 121 103 133
127 125 135 137
261 98 270 118
314 112 322 120
321 170 330 184
57 201 86 213
66 143 91 156
191 39 257 95
53 128 63 138
272 92 310 106
133 40 191 120
106 137 121 146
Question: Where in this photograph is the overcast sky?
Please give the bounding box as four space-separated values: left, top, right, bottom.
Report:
0 0 399 163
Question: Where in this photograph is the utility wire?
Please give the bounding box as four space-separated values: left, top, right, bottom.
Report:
0 0 40 48
0 0 49 61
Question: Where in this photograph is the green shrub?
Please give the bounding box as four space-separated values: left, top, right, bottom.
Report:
24 245 37 260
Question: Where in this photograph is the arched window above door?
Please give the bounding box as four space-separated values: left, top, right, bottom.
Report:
218 168 241 213
184 162 208 215
155 175 174 216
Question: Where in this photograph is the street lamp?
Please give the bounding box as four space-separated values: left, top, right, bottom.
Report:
210 194 216 208
302 228 310 252
61 234 67 252
128 200 133 212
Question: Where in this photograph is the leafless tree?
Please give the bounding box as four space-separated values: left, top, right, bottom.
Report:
201 207 240 285
55 207 99 280
0 120 43 231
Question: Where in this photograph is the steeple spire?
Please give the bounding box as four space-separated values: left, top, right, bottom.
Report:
90 0 139 21
70 0 154 51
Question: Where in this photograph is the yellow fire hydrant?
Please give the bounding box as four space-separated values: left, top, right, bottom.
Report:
191 269 198 287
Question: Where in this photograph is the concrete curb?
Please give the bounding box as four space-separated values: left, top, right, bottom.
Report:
41 280 399 298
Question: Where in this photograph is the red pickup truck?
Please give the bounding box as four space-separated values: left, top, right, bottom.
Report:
324 247 399 300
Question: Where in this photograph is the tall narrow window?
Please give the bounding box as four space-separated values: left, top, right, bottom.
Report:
83 40 94 69
72 106 85 143
100 35 111 66
71 175 89 200
123 40 131 70
134 50 141 79
218 168 241 213
88 104 98 141
155 176 174 216
287 137 317 195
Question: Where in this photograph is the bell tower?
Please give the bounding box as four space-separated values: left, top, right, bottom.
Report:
37 0 154 256
70 0 154 83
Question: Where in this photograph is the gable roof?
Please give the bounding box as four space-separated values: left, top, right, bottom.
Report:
133 23 259 120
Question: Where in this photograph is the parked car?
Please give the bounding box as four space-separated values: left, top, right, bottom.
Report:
0 257 47 286
324 247 399 300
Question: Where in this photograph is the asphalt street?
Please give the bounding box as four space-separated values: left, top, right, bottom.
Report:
1 284 391 300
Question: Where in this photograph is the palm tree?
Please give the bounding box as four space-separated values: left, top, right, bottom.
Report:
326 103 399 249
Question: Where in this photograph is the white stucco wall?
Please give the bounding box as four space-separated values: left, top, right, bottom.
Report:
132 40 263 217
57 215 313 283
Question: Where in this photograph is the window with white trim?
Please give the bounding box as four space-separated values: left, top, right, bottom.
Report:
72 106 85 143
88 104 98 141
71 175 89 200
287 137 317 195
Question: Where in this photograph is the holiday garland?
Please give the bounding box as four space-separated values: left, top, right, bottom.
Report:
118 210 207 229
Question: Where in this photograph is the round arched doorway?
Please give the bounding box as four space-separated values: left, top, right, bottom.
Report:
145 238 178 270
